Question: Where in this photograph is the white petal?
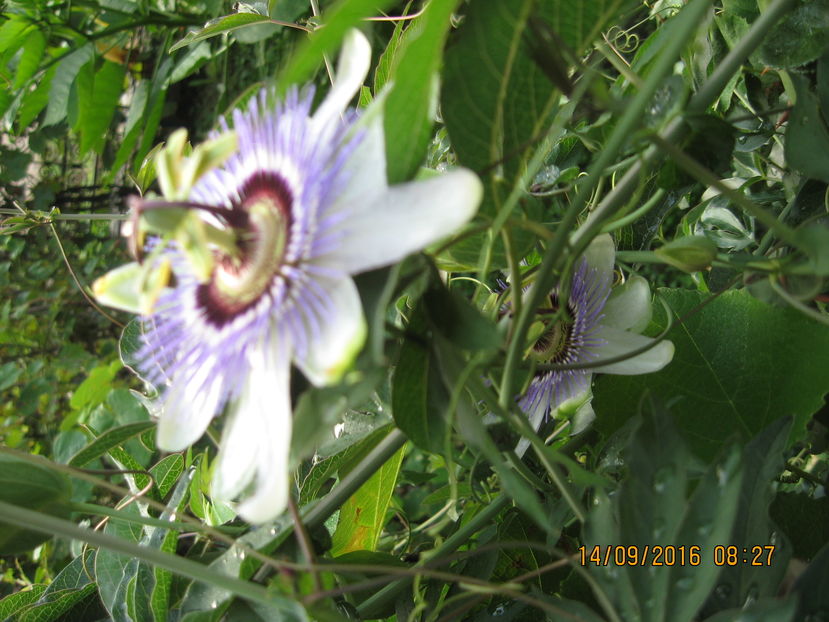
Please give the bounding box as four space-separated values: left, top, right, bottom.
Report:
516 373 591 458
293 276 367 386
212 402 260 502
213 347 293 523
326 106 388 216
312 29 371 129
321 168 483 274
157 363 224 451
582 233 615 280
602 275 653 333
591 325 674 375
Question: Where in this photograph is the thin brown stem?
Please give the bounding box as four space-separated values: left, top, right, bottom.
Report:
288 494 322 592
48 222 125 328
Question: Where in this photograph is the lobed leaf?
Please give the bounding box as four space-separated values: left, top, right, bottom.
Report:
594 289 829 460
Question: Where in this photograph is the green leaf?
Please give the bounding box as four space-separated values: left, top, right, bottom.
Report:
792 542 829 621
372 6 407 93
78 59 126 155
391 306 449 453
109 445 152 492
313 410 392 460
770 492 829 560
120 317 146 375
68 421 156 467
170 14 281 52
277 0 397 91
702 597 797 622
270 0 307 21
19 584 97 622
442 0 627 191
151 530 178 621
15 551 98 622
330 442 405 555
0 586 47 621
700 418 793 617
383 0 461 183
594 289 829 460
290 367 387 464
0 453 73 555
0 361 22 391
14 28 46 89
134 56 173 168
70 359 122 412
423 284 501 351
785 74 829 183
170 41 212 84
16 63 56 129
43 43 94 127
150 453 185 498
109 79 150 181
585 405 743 622
94 503 145 622
757 0 829 68
442 0 549 180
0 16 34 57
179 512 294 619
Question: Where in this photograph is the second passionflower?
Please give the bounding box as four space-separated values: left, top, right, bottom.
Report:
518 234 675 444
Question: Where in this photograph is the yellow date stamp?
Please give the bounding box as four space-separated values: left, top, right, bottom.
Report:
579 545 777 567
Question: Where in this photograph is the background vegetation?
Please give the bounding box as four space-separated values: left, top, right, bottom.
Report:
1 0 828 620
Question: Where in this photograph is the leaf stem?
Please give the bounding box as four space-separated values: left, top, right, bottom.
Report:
356 494 510 617
0 500 274 607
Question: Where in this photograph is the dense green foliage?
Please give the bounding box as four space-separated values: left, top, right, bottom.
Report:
1 0 829 620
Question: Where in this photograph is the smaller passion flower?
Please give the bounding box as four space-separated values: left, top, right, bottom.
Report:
518 234 674 443
95 30 482 523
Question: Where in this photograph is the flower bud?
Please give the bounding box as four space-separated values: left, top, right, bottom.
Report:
655 236 717 272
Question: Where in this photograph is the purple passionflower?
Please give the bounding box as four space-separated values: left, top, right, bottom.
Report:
518 234 674 444
96 30 482 522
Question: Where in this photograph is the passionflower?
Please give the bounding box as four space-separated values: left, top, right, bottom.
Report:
95 30 482 522
519 234 674 441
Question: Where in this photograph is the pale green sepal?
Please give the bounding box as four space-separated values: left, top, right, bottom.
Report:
93 262 145 314
655 236 717 272
155 129 190 200
581 233 615 279
154 129 237 201
93 260 172 315
603 275 653 333
140 206 189 234
180 131 238 195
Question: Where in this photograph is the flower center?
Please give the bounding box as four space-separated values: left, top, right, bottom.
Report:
196 173 292 326
531 294 577 364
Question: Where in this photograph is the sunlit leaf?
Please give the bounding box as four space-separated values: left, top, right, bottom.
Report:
13 28 45 89
78 59 126 155
330 441 405 555
43 43 94 127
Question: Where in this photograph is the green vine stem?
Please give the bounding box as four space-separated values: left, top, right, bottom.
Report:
0 500 274 607
499 0 716 412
